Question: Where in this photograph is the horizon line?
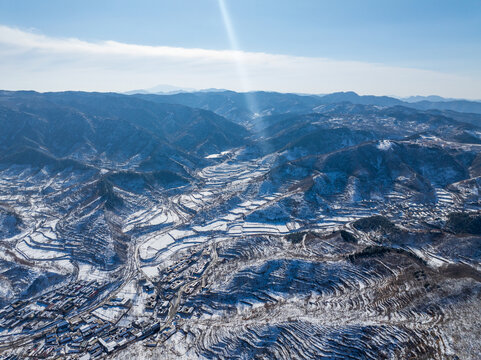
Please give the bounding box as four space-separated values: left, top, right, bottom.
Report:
1 87 480 102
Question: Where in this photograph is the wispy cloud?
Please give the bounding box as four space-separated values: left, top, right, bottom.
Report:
0 25 479 98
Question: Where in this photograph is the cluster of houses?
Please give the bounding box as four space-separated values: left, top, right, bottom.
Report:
150 248 213 321
0 280 107 335
20 314 175 359
0 244 216 358
38 281 107 313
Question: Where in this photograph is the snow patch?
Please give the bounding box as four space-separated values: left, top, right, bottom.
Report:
376 140 393 151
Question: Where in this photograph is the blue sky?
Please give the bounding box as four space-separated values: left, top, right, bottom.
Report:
0 0 480 97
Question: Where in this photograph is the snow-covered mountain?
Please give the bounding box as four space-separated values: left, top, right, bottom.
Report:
0 90 480 359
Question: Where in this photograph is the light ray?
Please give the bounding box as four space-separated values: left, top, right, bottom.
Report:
217 0 260 121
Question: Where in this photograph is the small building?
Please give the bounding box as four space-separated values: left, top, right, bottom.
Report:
143 284 155 294
98 338 116 353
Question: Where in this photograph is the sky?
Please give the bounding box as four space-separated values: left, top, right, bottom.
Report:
0 0 480 98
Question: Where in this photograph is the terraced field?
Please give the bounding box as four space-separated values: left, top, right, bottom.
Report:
0 91 480 359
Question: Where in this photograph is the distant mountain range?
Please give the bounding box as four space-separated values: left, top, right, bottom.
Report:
125 84 228 95
317 92 481 115
124 84 197 95
129 90 481 127
126 86 480 112
401 95 457 103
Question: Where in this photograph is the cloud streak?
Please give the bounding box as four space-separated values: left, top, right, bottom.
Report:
0 25 479 98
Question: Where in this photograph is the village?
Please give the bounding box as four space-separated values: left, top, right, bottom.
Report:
0 244 214 359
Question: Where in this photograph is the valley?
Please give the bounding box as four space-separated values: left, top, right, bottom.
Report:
0 90 479 359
